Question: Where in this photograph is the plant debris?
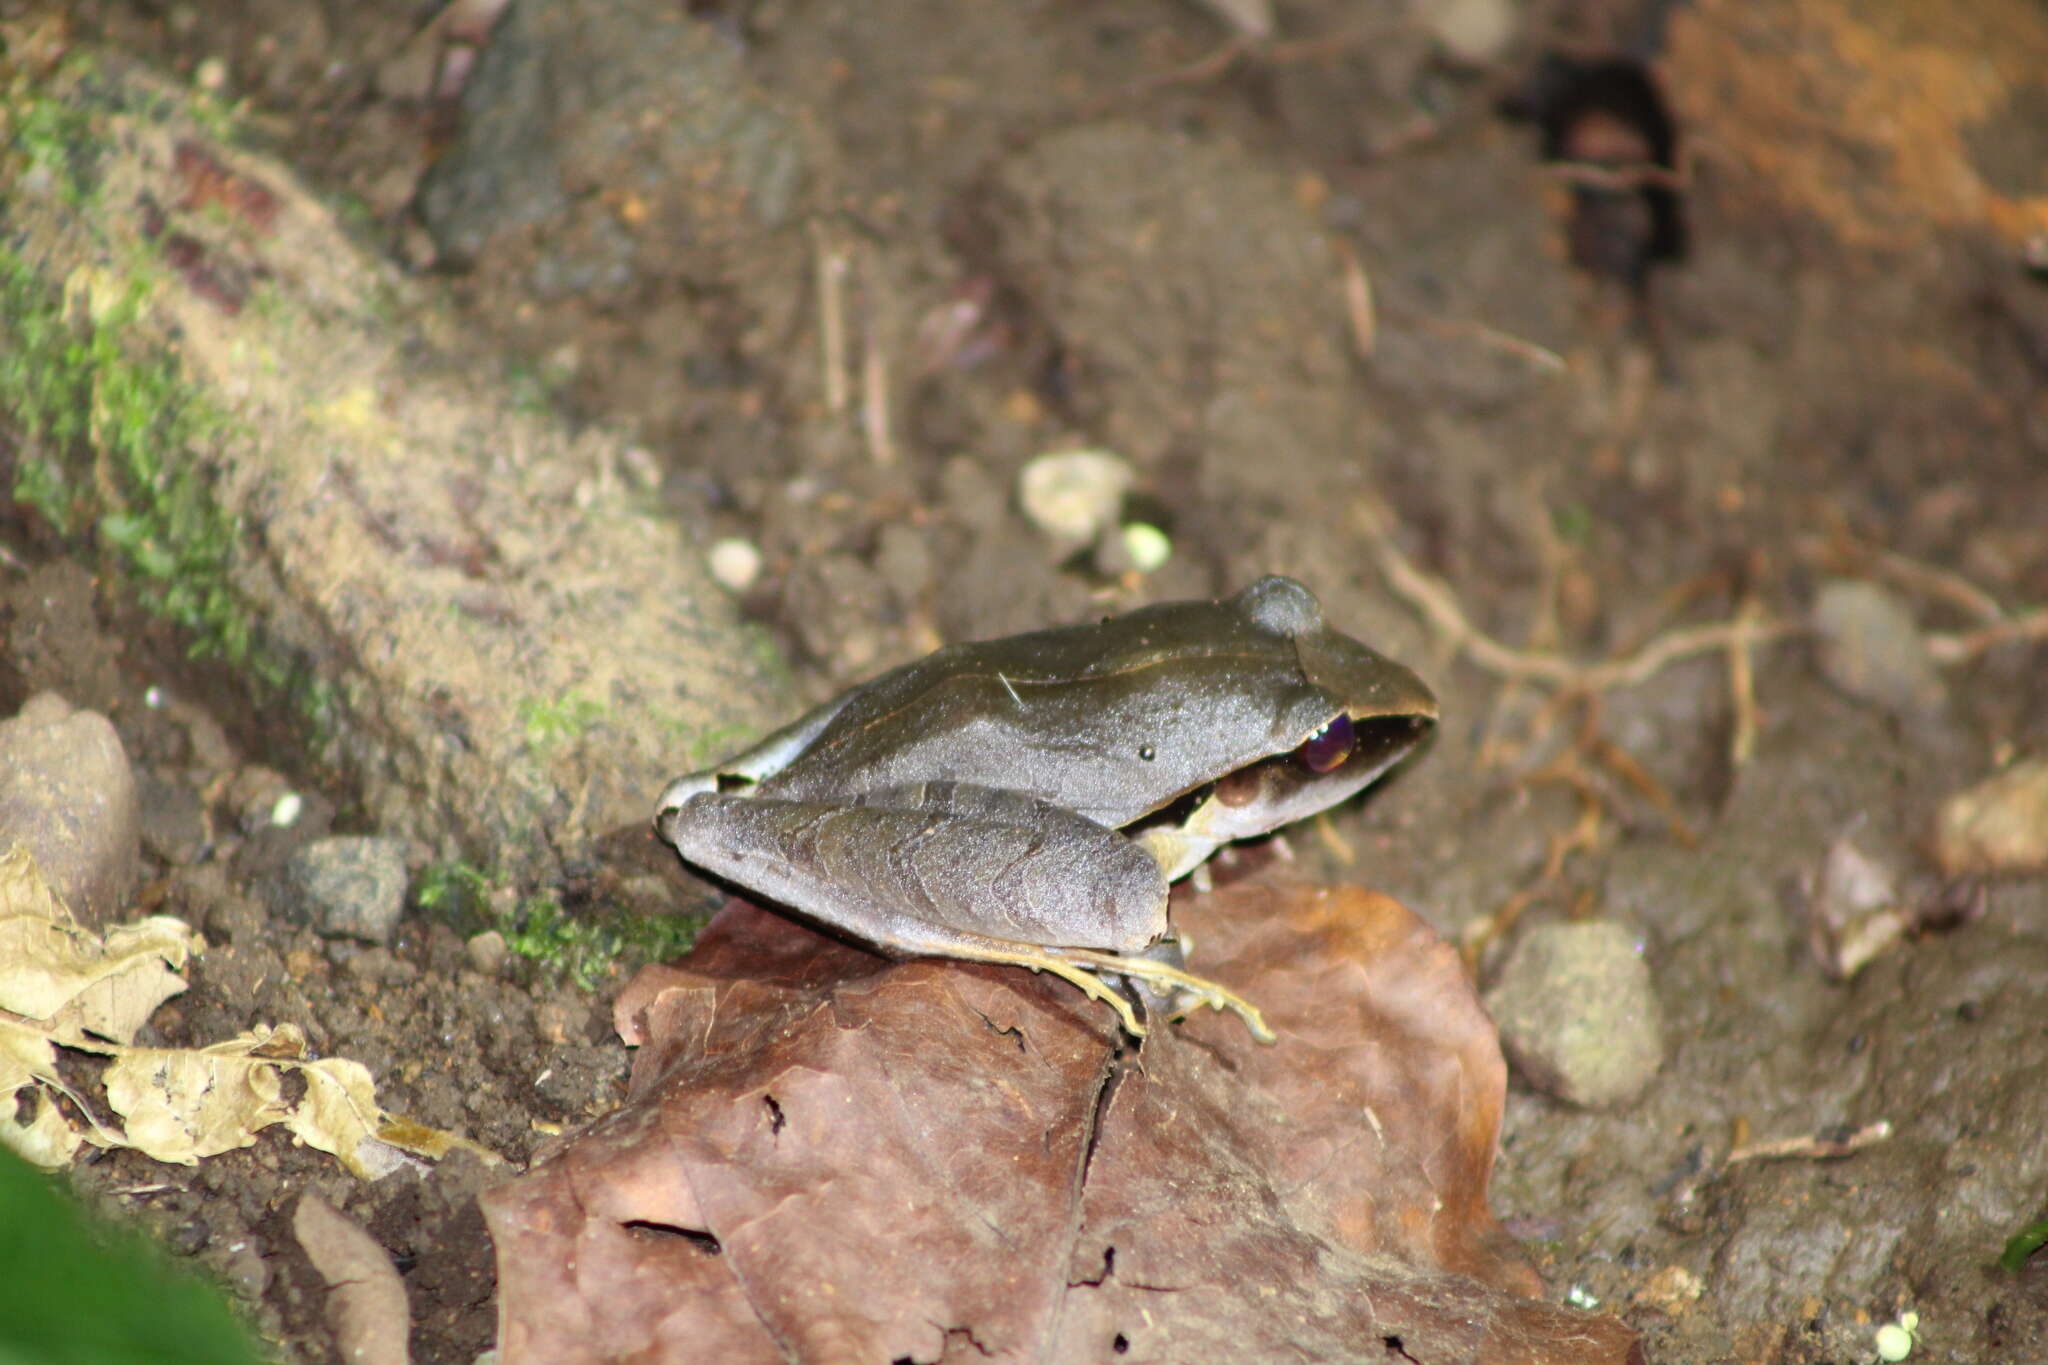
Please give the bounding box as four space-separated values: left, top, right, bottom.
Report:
484 879 1641 1363
0 846 499 1178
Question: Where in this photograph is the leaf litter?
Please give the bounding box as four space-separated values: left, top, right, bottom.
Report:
0 845 499 1178
485 876 1643 1363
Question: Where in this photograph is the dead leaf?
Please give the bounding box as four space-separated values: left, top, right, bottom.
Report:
0 846 197 1039
0 852 499 1177
100 1029 296 1167
486 879 1641 1363
294 1193 412 1365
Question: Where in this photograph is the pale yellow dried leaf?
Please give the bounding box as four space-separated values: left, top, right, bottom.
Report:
287 1055 385 1179
0 849 198 1031
1 1089 85 1168
1 1013 125 1160
0 1013 59 1095
103 1032 292 1166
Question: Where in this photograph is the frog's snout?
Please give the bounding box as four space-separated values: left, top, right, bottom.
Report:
653 773 706 842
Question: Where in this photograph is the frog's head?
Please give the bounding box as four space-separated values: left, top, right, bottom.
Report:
1197 576 1438 842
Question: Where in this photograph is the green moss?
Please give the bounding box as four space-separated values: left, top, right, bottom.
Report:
518 691 607 751
8 84 99 205
415 860 495 930
653 714 756 771
0 248 334 734
497 896 705 991
416 859 705 987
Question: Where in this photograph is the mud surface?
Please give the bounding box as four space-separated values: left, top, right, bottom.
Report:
7 1 2048 1361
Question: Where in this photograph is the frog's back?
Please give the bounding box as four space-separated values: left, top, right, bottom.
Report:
761 583 1342 826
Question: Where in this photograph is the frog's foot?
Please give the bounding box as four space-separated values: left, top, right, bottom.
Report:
933 941 1153 1038
1051 946 1276 1045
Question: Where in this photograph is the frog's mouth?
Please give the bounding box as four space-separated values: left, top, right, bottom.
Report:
1136 710 1436 846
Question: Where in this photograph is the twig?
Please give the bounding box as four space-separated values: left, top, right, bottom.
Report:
1726 1120 1892 1165
1799 531 2008 625
1929 607 2048 664
1544 160 1688 194
1588 728 1699 847
1726 593 1763 768
1414 314 1568 375
1334 239 1376 362
860 275 896 467
811 223 849 415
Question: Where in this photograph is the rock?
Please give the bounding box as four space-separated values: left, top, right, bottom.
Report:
1484 920 1664 1108
1016 449 1133 546
0 692 139 924
135 771 209 865
275 837 410 944
1421 0 1518 65
416 0 810 287
1811 579 1946 720
1934 756 2048 876
465 929 510 976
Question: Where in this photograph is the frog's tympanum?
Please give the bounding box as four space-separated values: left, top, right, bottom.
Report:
655 576 1436 1042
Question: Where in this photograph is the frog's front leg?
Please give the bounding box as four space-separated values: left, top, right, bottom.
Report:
658 783 1270 1040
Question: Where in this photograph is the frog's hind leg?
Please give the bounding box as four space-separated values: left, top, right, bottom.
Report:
1050 946 1276 1044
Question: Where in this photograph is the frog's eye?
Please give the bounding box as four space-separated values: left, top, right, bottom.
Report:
1297 714 1355 772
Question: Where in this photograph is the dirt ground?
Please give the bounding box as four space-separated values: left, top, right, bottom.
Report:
5 0 2048 1361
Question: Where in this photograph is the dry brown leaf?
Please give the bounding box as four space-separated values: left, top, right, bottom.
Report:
486 879 1641 1364
294 1193 413 1365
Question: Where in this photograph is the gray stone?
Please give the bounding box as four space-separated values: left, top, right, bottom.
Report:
1485 920 1664 1108
277 837 409 944
1811 579 1947 720
465 929 510 976
0 692 139 924
135 771 209 865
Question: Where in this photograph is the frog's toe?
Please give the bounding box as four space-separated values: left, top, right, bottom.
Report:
1056 947 1275 1045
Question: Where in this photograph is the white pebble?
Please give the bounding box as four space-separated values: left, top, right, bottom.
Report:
1017 449 1133 544
1121 521 1172 573
708 537 762 592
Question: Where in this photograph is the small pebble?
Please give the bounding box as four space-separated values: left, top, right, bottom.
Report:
270 792 304 828
1811 579 1946 719
1933 757 2048 875
1121 521 1173 573
707 537 762 592
1421 0 1518 64
1017 449 1133 545
466 929 510 976
1484 920 1664 1108
276 836 410 944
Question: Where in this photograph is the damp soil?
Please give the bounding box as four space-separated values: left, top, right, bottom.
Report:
8 1 2048 1362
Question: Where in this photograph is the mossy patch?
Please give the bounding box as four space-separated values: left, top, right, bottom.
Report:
417 859 706 989
0 248 333 733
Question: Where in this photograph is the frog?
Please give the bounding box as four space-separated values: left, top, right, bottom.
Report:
654 575 1437 1042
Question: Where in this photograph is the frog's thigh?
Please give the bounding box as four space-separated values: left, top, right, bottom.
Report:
667 792 1168 953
